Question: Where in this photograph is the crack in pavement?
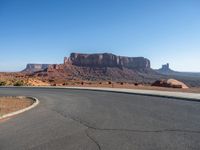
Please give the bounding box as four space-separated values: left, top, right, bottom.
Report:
51 108 200 134
85 129 101 150
50 108 200 150
47 108 101 150
65 111 200 134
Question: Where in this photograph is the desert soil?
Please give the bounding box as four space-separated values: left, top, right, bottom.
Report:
63 82 200 93
0 97 34 116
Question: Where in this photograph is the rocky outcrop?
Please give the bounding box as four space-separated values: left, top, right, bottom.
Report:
152 79 189 89
156 63 200 78
64 53 151 70
156 63 175 75
22 64 51 73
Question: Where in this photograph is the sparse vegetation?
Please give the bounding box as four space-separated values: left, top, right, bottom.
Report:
0 81 7 86
134 83 139 86
51 83 57 86
14 80 25 86
48 79 54 82
63 82 68 86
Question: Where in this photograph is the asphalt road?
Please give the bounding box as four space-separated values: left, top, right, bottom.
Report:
0 87 200 150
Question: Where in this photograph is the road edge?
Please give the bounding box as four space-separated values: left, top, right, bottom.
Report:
61 87 200 102
0 97 39 120
2 86 200 101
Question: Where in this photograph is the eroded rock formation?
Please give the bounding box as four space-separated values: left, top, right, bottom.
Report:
64 53 151 70
152 79 189 89
22 64 50 73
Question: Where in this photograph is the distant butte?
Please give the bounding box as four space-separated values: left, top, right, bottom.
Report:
29 52 156 84
22 64 51 73
19 52 200 87
64 53 151 70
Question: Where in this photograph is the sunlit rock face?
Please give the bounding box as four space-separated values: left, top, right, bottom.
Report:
152 79 189 89
65 53 151 70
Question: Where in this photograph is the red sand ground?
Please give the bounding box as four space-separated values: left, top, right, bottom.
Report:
0 97 34 116
62 82 200 93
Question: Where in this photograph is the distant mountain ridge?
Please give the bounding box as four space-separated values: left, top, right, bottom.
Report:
155 63 200 77
20 53 200 87
29 52 159 84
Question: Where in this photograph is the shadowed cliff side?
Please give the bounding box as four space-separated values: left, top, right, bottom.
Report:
22 64 51 73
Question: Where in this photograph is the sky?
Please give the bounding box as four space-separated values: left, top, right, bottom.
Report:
0 0 200 72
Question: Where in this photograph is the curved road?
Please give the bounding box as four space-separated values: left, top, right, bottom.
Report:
0 87 200 150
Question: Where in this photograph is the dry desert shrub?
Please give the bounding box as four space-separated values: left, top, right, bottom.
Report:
13 80 25 86
108 81 112 84
0 81 7 86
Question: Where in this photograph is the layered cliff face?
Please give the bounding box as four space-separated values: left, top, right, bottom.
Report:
22 64 50 73
31 53 153 84
30 53 162 84
28 53 200 87
64 53 151 70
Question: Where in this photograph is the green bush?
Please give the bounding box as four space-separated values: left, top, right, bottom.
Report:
14 80 25 86
0 81 7 86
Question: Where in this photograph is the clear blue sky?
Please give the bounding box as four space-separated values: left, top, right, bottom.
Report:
0 0 200 72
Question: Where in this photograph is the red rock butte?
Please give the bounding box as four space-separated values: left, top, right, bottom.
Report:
64 53 151 70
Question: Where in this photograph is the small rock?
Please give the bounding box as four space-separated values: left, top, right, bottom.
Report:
152 79 189 89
